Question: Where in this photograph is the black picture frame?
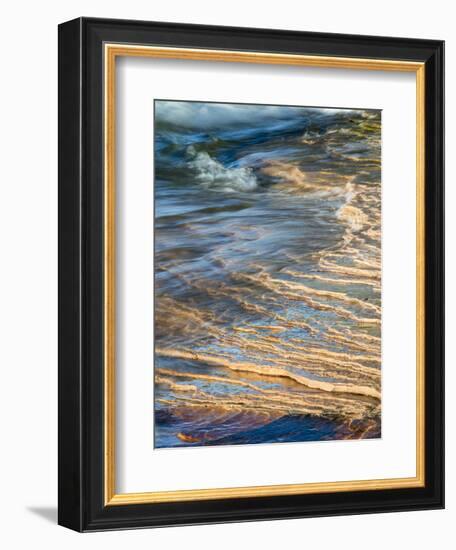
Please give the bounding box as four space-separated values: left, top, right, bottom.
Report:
58 17 444 532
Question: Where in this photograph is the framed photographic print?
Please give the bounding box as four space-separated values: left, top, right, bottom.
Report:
58 17 444 531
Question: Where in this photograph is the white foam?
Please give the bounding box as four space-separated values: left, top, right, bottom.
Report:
188 149 258 192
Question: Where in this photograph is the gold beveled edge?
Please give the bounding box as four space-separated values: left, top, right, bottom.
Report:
109 477 424 505
416 65 426 485
104 43 426 506
106 44 423 72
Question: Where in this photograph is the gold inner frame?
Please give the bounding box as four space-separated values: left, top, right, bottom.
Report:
104 44 426 506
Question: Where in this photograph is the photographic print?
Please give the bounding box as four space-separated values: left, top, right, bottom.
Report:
154 100 381 448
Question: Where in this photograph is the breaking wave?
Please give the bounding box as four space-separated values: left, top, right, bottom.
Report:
187 146 258 192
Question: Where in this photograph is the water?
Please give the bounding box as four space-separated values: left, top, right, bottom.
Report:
154 101 381 448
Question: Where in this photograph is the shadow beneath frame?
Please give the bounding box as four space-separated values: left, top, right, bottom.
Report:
27 506 58 524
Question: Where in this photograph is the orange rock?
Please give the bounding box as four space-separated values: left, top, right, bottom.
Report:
177 432 201 443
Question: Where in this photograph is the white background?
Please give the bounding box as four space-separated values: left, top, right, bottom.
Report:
117 59 417 493
0 1 452 548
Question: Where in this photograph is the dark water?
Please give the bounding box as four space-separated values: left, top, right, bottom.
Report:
154 101 381 448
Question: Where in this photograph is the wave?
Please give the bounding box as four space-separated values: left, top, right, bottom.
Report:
156 101 359 131
156 347 381 399
337 203 368 232
260 160 353 198
187 146 258 192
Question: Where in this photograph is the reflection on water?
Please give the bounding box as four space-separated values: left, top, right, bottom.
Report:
154 101 381 448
